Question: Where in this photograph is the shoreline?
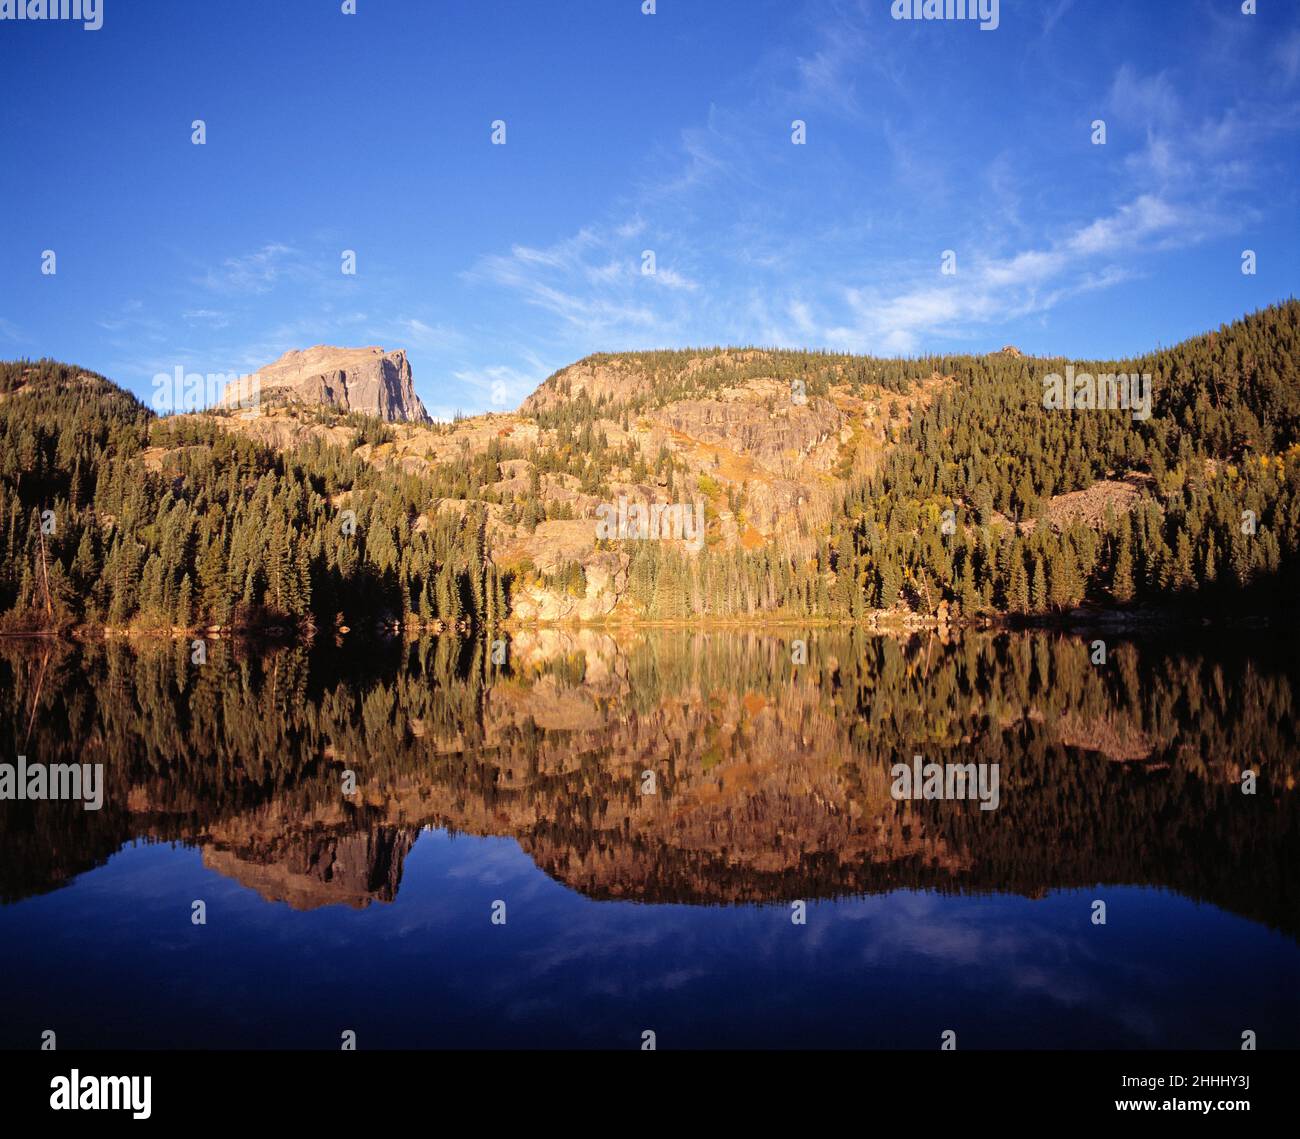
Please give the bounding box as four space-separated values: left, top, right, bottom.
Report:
0 607 1273 644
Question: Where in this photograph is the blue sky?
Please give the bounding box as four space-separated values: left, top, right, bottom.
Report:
1 0 1298 417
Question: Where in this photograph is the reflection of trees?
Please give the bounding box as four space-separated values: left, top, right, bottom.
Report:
0 631 1295 933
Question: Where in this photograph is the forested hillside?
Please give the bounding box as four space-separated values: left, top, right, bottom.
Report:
616 300 1300 619
0 361 505 633
0 301 1296 635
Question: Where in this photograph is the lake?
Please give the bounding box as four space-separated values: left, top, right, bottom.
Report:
1 628 1296 1049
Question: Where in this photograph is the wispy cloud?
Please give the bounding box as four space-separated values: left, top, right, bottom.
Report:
373 318 463 353
466 226 697 346
815 193 1198 354
181 308 231 330
453 361 550 409
199 242 304 295
1278 30 1300 84
34 0 1298 414
457 4 1282 366
1040 0 1078 37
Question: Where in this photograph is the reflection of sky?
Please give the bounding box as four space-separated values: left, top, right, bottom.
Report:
0 830 1294 1050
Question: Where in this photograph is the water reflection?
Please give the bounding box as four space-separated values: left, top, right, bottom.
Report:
2 629 1296 933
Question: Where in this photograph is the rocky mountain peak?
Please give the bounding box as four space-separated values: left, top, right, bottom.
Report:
221 345 430 423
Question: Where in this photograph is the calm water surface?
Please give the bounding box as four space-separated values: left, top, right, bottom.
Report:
1 629 1296 1048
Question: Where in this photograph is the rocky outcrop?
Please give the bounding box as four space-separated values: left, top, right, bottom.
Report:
221 345 430 423
201 825 418 910
199 346 946 620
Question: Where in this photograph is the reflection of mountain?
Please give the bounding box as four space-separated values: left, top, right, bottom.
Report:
0 631 1296 932
200 824 418 911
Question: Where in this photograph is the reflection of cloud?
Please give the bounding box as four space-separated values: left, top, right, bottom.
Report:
442 837 543 889
841 886 1193 1040
429 875 1241 1047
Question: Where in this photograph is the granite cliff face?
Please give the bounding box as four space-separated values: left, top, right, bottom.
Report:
191 342 1150 623
198 346 931 621
221 345 430 423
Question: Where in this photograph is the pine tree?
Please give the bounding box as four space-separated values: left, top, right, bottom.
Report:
1111 527 1135 603
1007 553 1029 613
176 572 193 628
1030 556 1048 612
